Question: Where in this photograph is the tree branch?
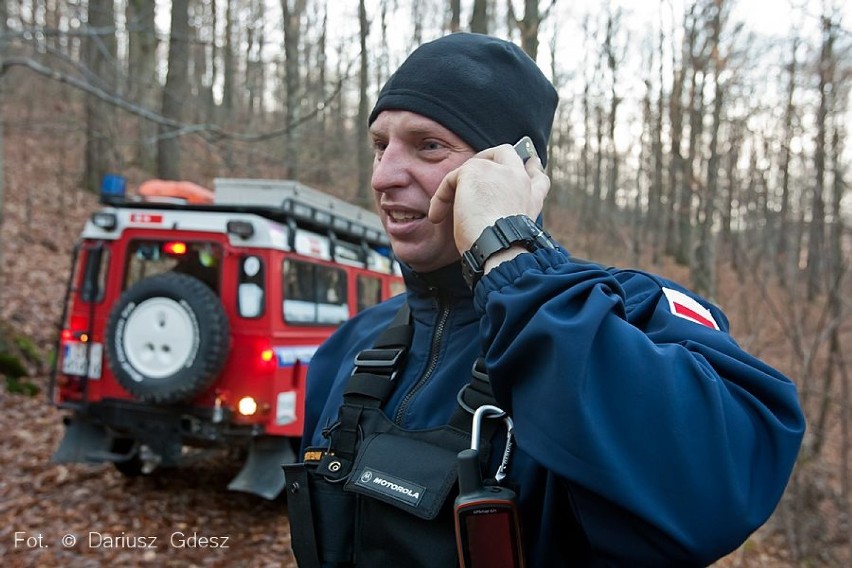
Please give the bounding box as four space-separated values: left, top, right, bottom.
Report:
1 55 349 144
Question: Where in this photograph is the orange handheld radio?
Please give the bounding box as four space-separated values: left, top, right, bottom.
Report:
454 405 525 568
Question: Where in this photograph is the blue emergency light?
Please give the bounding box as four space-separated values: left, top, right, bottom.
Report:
100 174 126 204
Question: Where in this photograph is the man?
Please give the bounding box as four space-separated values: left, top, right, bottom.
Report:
286 33 805 567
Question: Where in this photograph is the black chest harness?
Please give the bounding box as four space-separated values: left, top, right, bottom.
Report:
284 302 514 567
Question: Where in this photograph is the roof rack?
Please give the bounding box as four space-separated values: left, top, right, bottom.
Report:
213 178 386 245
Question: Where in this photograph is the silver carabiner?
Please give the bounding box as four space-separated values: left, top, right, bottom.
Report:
470 404 515 484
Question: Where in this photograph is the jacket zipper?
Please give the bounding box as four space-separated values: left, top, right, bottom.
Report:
393 290 451 426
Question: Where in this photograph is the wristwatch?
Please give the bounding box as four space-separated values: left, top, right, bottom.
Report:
461 215 557 288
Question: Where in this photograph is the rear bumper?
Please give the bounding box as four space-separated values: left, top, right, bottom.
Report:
58 398 261 447
53 399 295 499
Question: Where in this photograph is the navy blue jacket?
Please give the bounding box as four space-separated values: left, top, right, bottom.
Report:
303 247 805 566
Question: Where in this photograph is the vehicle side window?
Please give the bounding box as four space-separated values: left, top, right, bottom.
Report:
356 275 382 312
283 259 348 325
80 244 110 303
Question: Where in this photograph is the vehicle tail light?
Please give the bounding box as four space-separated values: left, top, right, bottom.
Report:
254 341 277 373
61 329 89 343
163 241 188 255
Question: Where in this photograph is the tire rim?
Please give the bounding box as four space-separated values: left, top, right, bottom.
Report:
122 297 198 380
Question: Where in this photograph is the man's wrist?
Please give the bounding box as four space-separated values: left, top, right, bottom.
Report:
482 246 527 276
460 215 557 289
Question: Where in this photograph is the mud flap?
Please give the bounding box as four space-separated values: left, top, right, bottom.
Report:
228 436 296 500
51 416 112 464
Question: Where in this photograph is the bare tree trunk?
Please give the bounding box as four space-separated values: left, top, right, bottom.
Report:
411 0 423 46
637 54 654 266
449 0 461 32
470 0 488 34
246 0 264 116
723 120 741 276
592 103 604 222
196 0 218 121
776 37 799 285
604 9 622 213
357 0 371 205
507 0 556 61
806 16 833 300
333 35 347 148
317 1 328 133
676 44 705 266
666 72 685 257
157 0 190 180
282 0 306 178
827 88 846 302
208 0 219 113
546 30 571 212
84 0 119 192
375 0 390 95
692 0 725 299
649 11 665 265
579 16 593 225
126 0 158 168
222 0 235 112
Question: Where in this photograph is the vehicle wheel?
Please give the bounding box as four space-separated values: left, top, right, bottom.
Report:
105 272 230 404
111 438 145 477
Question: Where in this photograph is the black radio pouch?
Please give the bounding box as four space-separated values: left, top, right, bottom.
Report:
345 432 460 520
286 411 485 567
284 459 355 568
350 426 472 566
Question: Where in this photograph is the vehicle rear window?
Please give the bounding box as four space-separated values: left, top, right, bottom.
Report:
125 240 222 292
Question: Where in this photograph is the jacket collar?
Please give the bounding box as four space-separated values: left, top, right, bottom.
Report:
403 260 470 294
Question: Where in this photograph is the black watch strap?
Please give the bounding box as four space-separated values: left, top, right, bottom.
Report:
461 215 556 288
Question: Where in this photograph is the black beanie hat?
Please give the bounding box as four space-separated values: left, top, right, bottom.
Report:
369 33 559 166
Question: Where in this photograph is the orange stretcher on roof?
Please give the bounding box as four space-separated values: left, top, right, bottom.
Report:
138 179 215 204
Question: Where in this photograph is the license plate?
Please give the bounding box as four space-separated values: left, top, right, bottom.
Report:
61 342 103 379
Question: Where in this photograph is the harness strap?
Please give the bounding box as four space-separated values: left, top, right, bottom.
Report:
334 405 364 463
281 464 322 568
337 301 501 460
342 301 412 405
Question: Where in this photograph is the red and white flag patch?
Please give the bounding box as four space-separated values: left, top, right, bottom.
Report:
661 287 720 330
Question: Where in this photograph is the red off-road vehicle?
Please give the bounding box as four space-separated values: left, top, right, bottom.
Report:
50 178 402 499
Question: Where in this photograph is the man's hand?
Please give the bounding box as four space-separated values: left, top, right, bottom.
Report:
429 143 550 254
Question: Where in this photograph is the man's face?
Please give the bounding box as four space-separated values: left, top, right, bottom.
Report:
370 110 475 273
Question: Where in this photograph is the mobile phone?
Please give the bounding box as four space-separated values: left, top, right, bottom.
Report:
513 136 538 164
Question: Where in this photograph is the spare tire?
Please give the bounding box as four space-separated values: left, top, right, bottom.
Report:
105 272 230 404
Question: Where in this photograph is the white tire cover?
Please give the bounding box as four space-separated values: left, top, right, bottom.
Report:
121 297 200 380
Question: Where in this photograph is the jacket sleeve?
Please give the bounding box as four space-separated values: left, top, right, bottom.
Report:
475 247 805 565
